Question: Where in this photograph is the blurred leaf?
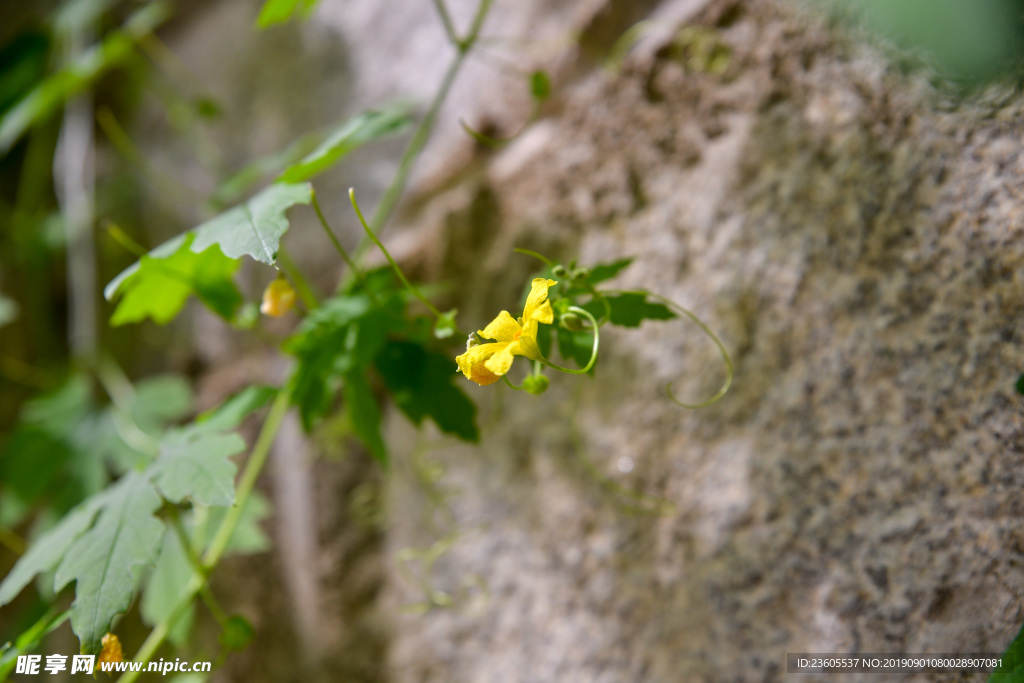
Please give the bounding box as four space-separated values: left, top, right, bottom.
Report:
0 294 19 327
54 473 163 654
0 496 105 606
278 105 412 183
220 615 255 651
587 257 634 284
0 2 172 155
205 491 271 555
0 33 49 115
256 0 320 28
584 292 675 327
0 609 69 681
132 375 193 428
433 309 458 339
193 386 276 434
212 132 320 208
140 530 194 647
149 432 244 507
107 234 242 326
556 325 595 369
343 371 387 466
375 341 479 443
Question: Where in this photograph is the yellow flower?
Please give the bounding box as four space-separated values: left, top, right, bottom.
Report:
261 276 297 317
456 278 557 386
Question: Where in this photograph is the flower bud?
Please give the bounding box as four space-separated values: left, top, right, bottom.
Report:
260 276 297 317
522 373 549 395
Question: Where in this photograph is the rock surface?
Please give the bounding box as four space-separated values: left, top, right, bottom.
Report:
380 1 1024 682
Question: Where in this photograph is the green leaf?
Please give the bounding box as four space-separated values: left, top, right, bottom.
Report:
285 294 403 432
279 105 412 183
585 292 676 327
433 309 458 339
189 182 312 264
149 432 244 507
221 615 255 650
375 341 479 443
105 182 312 305
0 609 69 680
107 234 242 326
193 386 276 434
992 621 1024 682
204 491 271 555
0 497 105 606
140 530 195 647
586 257 634 284
54 473 164 654
343 371 386 466
132 375 193 428
556 325 595 369
1016 373 1024 396
256 0 320 28
0 3 172 155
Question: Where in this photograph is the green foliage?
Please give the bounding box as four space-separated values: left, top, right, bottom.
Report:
0 3 172 155
0 609 68 681
0 383 271 654
54 473 164 654
107 235 242 326
256 0 320 28
375 341 479 443
105 181 312 306
591 292 676 327
278 105 412 183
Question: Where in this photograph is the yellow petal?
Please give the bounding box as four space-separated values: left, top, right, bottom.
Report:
484 342 517 377
456 342 509 386
516 335 542 361
523 278 556 324
480 310 521 343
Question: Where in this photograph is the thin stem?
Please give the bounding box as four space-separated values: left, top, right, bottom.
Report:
102 219 148 258
430 0 459 45
119 389 291 683
535 306 599 375
345 0 495 277
513 247 555 269
167 509 229 628
311 188 364 284
608 289 733 409
349 188 443 319
276 248 319 310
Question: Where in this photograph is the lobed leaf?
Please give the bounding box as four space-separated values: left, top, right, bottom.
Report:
150 432 245 507
104 182 313 315
585 292 676 327
375 341 479 443
107 234 242 326
54 474 164 654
